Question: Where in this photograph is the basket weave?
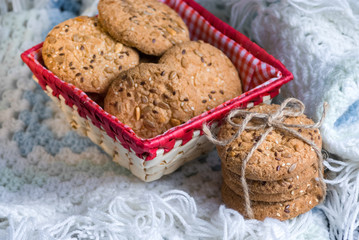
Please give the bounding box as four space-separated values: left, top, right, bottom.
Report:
21 0 293 182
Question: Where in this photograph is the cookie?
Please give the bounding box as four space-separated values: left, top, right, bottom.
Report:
42 16 139 94
223 175 319 202
98 0 190 56
159 40 243 109
217 104 322 181
221 182 324 221
222 163 318 194
105 61 242 139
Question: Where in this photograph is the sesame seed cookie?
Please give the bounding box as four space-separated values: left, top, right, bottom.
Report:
159 41 243 108
42 16 139 94
222 163 318 194
104 61 241 139
223 173 319 202
217 104 322 181
98 0 190 56
221 182 324 221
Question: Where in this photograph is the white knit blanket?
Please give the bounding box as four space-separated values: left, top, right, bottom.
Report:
0 0 357 239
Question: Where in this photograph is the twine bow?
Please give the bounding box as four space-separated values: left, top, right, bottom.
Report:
203 98 327 219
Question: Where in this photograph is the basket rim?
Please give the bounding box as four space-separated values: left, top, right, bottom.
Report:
21 0 293 159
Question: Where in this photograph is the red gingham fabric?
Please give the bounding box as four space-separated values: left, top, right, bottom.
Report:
21 0 293 161
165 0 281 92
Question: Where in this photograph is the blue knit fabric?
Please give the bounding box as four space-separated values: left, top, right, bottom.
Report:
335 99 359 128
14 86 96 156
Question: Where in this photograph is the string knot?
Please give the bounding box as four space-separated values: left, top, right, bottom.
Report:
203 98 327 219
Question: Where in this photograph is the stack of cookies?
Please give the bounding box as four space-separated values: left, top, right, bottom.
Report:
42 0 243 139
217 104 325 221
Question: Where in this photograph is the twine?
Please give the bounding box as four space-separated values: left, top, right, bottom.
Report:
203 98 327 219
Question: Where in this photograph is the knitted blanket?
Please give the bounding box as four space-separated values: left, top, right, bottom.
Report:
0 0 355 239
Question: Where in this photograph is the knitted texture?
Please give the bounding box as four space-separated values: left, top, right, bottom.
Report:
227 0 359 161
0 0 349 239
227 0 359 239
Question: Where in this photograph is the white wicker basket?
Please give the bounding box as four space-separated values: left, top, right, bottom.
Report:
22 0 293 182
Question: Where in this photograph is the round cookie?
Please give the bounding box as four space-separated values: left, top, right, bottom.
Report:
222 163 318 194
105 63 242 139
221 183 324 221
159 40 243 109
223 175 319 202
42 16 139 94
98 0 190 56
217 104 322 181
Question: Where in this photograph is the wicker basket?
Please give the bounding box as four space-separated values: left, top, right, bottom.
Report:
21 0 293 182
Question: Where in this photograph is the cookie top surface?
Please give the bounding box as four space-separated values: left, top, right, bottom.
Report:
42 16 139 94
98 0 190 56
159 41 243 105
223 163 318 194
106 63 236 139
217 104 322 181
222 182 323 221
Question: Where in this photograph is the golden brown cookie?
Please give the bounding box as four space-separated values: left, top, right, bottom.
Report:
98 0 190 56
217 104 322 181
222 163 318 194
104 61 241 139
223 175 319 202
42 16 139 94
159 40 243 108
221 182 324 221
